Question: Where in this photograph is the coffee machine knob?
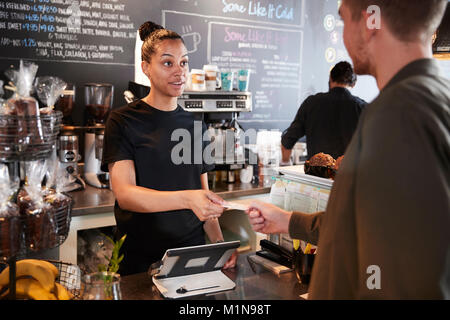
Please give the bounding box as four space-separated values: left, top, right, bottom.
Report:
64 150 76 162
66 165 75 174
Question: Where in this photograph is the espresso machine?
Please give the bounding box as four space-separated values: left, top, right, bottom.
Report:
83 83 113 189
177 91 252 183
57 132 86 191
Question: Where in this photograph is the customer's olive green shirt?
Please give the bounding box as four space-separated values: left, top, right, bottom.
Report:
289 59 450 299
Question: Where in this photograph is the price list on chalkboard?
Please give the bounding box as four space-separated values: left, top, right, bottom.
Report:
0 0 136 65
163 5 304 126
208 22 302 122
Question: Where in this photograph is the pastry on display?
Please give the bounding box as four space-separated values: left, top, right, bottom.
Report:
3 61 43 147
0 164 21 258
18 161 58 251
304 152 336 179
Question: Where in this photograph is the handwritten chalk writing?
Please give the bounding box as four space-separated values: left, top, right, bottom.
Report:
222 0 246 14
51 0 74 4
53 33 77 41
224 27 278 45
275 4 294 20
102 13 119 20
248 1 267 18
221 0 294 21
1 0 135 63
5 2 31 11
224 27 247 42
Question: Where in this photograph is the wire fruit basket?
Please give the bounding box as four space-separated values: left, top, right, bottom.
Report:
0 260 82 300
49 260 82 300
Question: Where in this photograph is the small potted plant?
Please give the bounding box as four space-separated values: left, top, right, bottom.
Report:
82 234 126 300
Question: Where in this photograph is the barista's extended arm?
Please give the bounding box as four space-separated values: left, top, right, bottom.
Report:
201 173 237 269
109 160 224 221
200 173 224 243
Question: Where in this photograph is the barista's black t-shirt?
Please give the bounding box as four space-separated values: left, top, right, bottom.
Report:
101 100 214 275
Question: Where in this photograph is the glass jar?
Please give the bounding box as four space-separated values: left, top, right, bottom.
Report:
81 272 122 300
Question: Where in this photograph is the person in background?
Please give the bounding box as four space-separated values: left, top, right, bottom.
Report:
281 61 367 163
102 21 236 275
247 0 449 299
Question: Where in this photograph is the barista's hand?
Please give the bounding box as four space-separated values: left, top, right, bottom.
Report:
184 190 225 221
245 200 292 234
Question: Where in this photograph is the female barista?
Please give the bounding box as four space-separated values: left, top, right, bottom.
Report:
101 21 237 275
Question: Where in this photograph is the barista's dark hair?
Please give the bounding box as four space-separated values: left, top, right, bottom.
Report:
330 61 357 86
343 0 447 42
139 21 184 62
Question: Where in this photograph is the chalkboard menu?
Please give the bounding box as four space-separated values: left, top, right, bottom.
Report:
148 0 378 130
0 0 135 64
0 0 139 125
0 0 378 129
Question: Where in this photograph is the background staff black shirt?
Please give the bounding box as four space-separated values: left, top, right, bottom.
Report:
281 87 367 159
101 100 214 275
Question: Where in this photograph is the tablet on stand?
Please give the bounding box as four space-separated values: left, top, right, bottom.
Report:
152 240 240 299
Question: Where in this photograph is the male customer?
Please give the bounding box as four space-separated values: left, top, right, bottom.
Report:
281 61 367 162
247 0 449 299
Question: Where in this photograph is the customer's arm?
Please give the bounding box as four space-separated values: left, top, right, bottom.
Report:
288 211 324 245
246 200 324 245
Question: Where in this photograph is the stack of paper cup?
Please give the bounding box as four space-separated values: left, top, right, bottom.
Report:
221 71 234 91
203 65 221 91
190 69 205 91
238 69 250 91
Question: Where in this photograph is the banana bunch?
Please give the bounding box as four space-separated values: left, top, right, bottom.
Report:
0 259 73 300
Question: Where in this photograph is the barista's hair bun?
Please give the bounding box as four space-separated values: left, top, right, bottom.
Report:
139 21 164 41
139 21 183 62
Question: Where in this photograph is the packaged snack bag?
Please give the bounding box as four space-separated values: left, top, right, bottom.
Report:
0 164 21 258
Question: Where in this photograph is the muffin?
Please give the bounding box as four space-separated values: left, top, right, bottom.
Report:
308 153 335 167
304 152 336 179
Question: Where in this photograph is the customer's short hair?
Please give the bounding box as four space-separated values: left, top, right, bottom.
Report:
343 0 447 42
330 61 357 86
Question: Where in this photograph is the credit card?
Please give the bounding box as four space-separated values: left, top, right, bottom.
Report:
222 201 249 211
